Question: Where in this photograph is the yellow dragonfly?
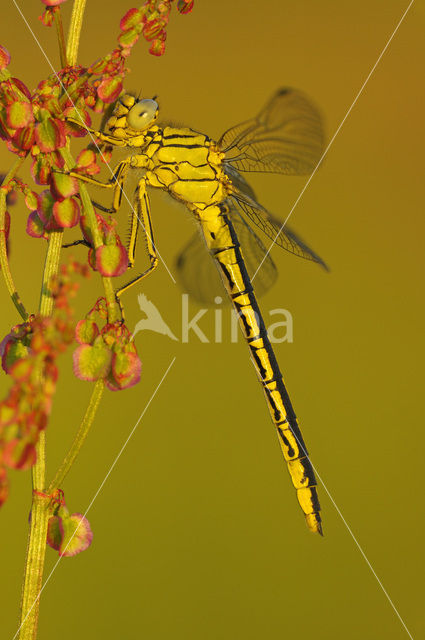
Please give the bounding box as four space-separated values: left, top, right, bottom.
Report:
67 88 326 534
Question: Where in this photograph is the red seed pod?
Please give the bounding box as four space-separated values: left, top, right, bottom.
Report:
24 189 39 211
142 18 164 41
31 156 52 185
63 105 91 138
118 28 141 49
97 76 123 104
41 0 68 6
50 172 79 199
10 77 32 100
177 0 194 14
95 242 128 277
75 318 100 345
3 438 37 471
12 124 35 151
120 7 143 31
35 117 66 153
6 101 34 129
37 189 55 225
108 350 142 390
26 210 47 239
0 467 9 507
47 512 93 557
0 45 10 70
52 197 80 228
149 38 166 56
73 342 113 382
75 148 100 176
1 335 29 374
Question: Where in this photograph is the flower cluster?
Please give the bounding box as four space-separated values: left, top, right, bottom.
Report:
73 309 141 391
118 0 194 58
0 262 89 506
0 0 192 508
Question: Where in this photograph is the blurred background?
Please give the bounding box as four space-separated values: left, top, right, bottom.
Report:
0 1 424 638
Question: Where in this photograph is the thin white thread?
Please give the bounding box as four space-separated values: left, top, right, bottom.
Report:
12 0 176 284
313 465 414 640
13 357 176 639
252 0 415 282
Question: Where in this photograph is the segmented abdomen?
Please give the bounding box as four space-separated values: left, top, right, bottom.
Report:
199 207 322 534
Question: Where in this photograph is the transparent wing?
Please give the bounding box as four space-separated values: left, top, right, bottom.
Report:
224 166 328 269
175 209 278 305
219 88 324 175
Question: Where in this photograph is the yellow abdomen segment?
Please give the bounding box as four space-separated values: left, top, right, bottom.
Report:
199 207 322 535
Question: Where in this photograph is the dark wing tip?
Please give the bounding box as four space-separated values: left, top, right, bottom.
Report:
315 255 330 273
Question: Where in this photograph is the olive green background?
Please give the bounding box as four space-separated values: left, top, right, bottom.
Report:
0 1 424 638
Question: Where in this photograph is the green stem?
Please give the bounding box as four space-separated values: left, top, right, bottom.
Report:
18 487 49 640
18 230 63 640
38 231 63 316
66 0 87 66
59 147 120 323
53 7 67 68
47 380 104 493
0 158 29 321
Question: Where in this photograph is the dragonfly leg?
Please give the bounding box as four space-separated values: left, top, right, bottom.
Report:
115 178 158 301
70 159 131 214
66 117 127 147
62 238 91 249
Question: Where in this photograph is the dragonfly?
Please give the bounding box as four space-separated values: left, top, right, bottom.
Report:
67 88 326 534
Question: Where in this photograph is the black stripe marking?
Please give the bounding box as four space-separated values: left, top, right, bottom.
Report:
277 427 296 458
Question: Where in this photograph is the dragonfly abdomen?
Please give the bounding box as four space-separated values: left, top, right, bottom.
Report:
199 207 322 534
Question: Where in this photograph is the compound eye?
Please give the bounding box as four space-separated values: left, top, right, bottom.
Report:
127 99 158 130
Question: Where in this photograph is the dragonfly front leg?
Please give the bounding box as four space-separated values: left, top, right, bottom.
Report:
66 117 127 147
69 159 131 215
116 178 158 301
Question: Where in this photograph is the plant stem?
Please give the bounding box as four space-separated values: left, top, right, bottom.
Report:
0 157 29 321
47 380 104 493
59 147 120 323
53 7 68 68
17 4 107 639
66 0 87 66
18 230 63 640
38 231 63 316
18 487 49 640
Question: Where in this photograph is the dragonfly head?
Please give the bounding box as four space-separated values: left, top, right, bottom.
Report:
106 94 159 139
